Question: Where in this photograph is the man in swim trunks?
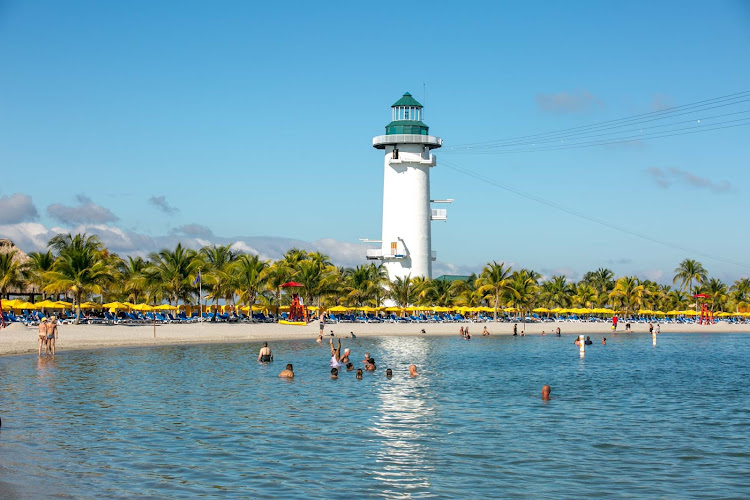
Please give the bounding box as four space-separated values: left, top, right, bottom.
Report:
279 364 294 378
482 326 490 336
542 385 551 400
409 364 418 377
38 317 48 356
47 317 58 356
331 368 339 379
513 324 518 336
319 313 325 336
258 342 273 362
330 338 342 369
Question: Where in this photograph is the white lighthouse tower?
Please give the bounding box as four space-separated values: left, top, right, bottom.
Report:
367 92 447 280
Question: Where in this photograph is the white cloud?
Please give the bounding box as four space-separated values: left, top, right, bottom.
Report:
0 193 39 224
172 223 213 237
47 195 119 224
148 195 179 214
646 167 733 193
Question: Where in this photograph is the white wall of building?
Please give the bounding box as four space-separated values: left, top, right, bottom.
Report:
381 144 434 280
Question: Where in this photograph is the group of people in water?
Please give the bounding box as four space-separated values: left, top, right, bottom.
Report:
261 338 418 380
36 316 58 357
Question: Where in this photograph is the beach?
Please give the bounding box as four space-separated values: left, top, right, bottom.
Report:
1 320 748 357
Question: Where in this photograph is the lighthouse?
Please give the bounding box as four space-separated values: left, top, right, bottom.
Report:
366 92 448 280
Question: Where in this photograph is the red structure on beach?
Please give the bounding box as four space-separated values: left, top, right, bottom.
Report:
281 282 307 323
695 294 714 324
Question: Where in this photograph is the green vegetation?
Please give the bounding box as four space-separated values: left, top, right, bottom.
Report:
2 233 748 319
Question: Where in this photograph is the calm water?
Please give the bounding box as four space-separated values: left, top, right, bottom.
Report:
1 333 749 498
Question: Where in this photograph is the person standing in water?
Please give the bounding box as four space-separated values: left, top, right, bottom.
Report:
47 317 58 357
513 324 518 336
541 385 551 400
330 338 343 369
279 364 294 378
409 364 418 377
37 317 48 356
258 342 273 362
482 326 490 336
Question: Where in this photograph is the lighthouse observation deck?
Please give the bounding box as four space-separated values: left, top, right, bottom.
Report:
372 134 442 149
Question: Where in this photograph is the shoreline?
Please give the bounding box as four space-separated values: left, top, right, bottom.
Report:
1 321 749 358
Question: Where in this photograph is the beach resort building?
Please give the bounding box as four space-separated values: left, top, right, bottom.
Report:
366 93 448 279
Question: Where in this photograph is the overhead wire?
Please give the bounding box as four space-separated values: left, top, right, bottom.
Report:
448 90 750 149
439 158 749 270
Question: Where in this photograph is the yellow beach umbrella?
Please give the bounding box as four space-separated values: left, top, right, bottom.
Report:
2 299 22 308
79 302 103 309
385 306 404 312
532 307 550 313
131 303 153 311
103 301 130 310
666 310 680 315
153 304 177 311
653 311 666 316
327 305 349 312
682 310 699 316
34 299 62 309
11 301 36 310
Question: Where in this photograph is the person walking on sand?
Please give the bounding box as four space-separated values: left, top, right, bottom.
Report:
37 317 48 356
513 323 518 336
612 315 618 331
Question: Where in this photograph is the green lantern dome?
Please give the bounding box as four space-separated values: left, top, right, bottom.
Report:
385 92 429 135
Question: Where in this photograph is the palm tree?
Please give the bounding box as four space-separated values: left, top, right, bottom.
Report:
477 261 512 321
673 258 707 295
504 270 538 330
265 260 292 312
730 278 750 312
26 250 55 300
389 275 416 307
120 256 148 304
609 276 645 318
233 254 269 311
295 258 338 308
43 244 117 323
540 275 573 308
145 244 201 306
0 250 28 300
572 282 598 309
200 244 238 318
699 278 728 313
582 267 615 299
418 278 454 307
343 264 382 307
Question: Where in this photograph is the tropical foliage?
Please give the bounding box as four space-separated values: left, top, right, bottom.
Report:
3 233 749 319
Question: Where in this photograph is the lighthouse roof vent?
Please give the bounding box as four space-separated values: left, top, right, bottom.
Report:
392 92 423 108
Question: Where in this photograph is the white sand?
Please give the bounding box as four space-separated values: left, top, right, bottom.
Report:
1 320 748 357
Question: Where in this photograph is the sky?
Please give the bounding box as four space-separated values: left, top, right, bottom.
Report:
1 0 749 285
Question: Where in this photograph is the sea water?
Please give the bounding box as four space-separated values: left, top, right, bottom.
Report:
0 333 748 498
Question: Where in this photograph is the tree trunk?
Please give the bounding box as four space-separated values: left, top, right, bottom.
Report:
494 291 499 322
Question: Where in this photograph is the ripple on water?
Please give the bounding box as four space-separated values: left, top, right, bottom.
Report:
0 334 749 498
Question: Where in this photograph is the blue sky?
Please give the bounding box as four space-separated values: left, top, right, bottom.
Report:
1 0 749 284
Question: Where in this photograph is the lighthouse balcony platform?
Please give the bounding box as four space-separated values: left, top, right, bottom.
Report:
373 134 442 149
366 249 437 261
389 154 436 167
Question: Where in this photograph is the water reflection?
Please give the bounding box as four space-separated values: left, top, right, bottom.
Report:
371 337 434 494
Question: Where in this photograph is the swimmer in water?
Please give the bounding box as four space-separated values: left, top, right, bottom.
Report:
385 368 392 378
258 342 273 362
556 327 561 337
279 364 294 378
584 336 593 345
602 337 606 345
340 348 351 364
542 330 546 336
346 362 354 371
541 385 551 401
409 364 418 377
365 357 376 371
656 323 660 334
331 368 339 379
329 338 342 369
316 333 323 343
362 352 371 366
482 326 490 336
355 368 363 379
